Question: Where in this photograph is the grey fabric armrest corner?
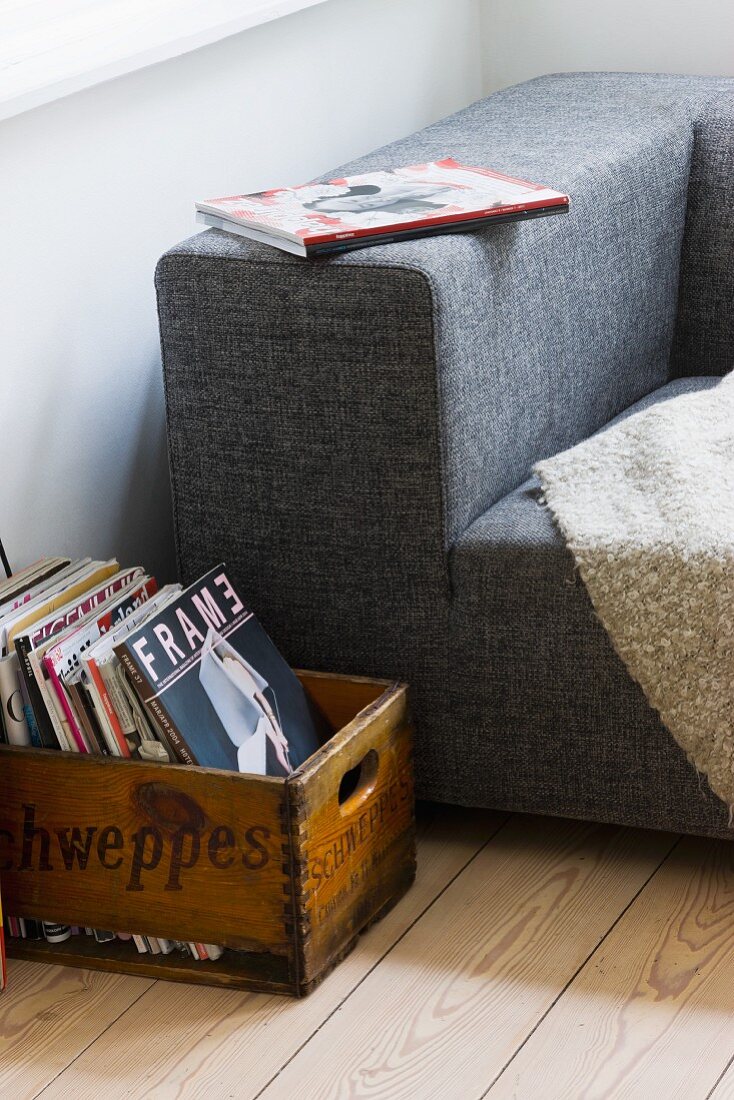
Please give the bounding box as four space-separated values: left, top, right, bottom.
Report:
155 236 452 689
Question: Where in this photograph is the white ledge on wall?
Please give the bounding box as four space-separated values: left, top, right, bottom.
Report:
0 0 330 122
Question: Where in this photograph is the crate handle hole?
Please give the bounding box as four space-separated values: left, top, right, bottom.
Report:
338 749 380 813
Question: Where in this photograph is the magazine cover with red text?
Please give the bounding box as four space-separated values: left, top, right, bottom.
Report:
196 158 570 257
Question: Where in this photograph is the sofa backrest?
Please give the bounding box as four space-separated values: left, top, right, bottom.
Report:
325 72 726 542
671 90 734 378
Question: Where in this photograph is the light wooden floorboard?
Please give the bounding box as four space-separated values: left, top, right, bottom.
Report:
256 816 676 1100
488 835 734 1100
0 960 152 1100
708 1054 734 1099
35 805 505 1100
7 811 734 1100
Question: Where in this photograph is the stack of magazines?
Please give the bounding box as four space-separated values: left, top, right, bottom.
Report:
0 556 323 960
196 157 570 257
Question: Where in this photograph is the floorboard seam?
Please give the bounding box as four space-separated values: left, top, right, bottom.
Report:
706 1050 734 1098
477 830 684 1100
251 812 513 1100
30 977 160 1100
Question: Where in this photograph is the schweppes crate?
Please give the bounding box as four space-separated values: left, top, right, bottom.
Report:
0 672 415 996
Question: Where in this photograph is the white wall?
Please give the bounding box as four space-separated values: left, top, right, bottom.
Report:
480 0 734 94
0 0 482 582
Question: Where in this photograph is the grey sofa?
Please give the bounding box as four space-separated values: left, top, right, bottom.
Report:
156 73 734 839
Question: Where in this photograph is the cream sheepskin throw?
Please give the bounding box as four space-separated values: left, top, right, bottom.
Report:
534 372 734 808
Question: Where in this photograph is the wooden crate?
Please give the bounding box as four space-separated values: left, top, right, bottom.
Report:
0 671 415 996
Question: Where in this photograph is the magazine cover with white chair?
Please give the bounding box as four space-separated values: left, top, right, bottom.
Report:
199 627 293 775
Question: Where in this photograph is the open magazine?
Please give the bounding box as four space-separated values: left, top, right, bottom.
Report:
196 157 570 257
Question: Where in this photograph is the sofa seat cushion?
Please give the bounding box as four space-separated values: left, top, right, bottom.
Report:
448 375 731 837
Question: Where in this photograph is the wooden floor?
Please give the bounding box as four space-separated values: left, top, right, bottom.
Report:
3 805 734 1099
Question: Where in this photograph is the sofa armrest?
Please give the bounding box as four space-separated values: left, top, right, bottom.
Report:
156 239 451 685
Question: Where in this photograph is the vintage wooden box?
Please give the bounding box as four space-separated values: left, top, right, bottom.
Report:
0 671 415 996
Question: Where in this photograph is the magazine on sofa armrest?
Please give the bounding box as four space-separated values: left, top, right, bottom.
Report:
195 157 570 257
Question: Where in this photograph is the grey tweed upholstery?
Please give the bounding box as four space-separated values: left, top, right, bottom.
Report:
450 376 731 837
157 73 734 838
671 91 734 377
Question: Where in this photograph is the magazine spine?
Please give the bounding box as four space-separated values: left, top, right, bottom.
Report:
99 662 135 735
211 192 570 248
0 656 30 746
95 577 158 634
16 671 41 748
115 647 198 766
81 660 130 757
67 681 109 756
42 656 89 753
0 558 68 611
21 561 120 650
27 647 73 752
14 638 59 749
24 920 43 940
295 193 569 246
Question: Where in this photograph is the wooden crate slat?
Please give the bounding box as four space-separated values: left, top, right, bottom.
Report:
6 937 293 993
0 749 288 954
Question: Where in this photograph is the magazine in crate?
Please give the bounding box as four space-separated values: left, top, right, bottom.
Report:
196 157 570 257
0 553 324 963
114 565 322 775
